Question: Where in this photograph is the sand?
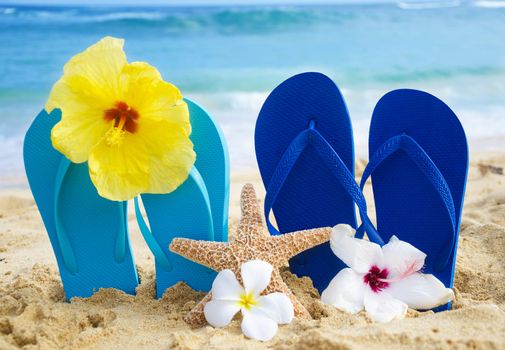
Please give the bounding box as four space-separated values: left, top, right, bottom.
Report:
1 152 505 349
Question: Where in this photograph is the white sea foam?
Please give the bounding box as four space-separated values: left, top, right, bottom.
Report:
188 88 505 170
0 135 25 185
397 0 461 9
472 0 505 8
88 12 167 23
0 7 15 15
5 8 167 23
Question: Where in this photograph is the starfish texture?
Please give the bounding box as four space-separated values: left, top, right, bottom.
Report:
169 183 331 328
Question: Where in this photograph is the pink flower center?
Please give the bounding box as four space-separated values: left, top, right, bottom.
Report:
363 265 389 293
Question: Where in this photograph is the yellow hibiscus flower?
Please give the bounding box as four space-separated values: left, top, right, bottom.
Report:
45 36 195 201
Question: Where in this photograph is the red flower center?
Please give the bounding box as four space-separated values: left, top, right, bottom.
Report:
104 101 140 134
363 265 389 293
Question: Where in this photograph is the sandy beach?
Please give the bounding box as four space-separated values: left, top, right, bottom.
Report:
0 152 504 349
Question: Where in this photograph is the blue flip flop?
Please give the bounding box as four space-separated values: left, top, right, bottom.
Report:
24 109 139 300
358 89 468 309
255 72 377 293
135 98 229 297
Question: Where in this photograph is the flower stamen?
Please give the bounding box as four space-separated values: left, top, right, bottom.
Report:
104 127 126 146
237 292 257 310
104 101 140 133
363 265 389 293
104 101 140 146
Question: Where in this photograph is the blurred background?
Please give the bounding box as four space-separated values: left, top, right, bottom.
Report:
0 0 504 185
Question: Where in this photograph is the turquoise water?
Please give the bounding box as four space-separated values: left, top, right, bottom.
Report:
1 3 505 180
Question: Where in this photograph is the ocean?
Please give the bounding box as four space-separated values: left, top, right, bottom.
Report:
0 2 504 184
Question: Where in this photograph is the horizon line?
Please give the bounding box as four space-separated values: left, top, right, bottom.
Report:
0 0 396 8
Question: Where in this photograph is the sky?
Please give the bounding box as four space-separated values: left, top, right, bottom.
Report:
1 0 394 6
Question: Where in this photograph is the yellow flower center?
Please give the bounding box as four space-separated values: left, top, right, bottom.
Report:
103 101 140 146
237 292 258 310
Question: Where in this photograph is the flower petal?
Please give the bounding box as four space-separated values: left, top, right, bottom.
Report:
142 90 190 130
88 135 150 201
88 117 195 201
321 268 365 314
57 36 126 103
364 289 408 323
50 101 111 163
256 293 294 324
211 269 244 302
382 235 426 278
387 273 454 310
241 308 278 341
121 62 186 124
330 224 384 274
204 299 240 328
46 37 128 163
134 117 195 195
241 260 273 296
46 37 126 112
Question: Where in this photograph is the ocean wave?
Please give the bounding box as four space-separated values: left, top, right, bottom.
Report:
12 8 80 22
0 6 356 32
371 66 503 84
397 0 461 9
0 7 16 15
11 10 165 23
80 11 167 23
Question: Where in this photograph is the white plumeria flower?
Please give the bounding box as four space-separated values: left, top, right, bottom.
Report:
204 260 294 341
321 224 454 323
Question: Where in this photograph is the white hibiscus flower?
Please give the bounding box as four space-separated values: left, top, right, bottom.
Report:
321 224 454 323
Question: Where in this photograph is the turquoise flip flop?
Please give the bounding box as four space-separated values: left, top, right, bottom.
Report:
24 109 139 299
135 98 229 297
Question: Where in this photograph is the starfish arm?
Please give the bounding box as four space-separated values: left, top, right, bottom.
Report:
169 238 230 270
184 293 212 328
238 183 264 227
271 227 331 263
264 271 311 320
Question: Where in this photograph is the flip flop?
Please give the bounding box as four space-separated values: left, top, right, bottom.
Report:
358 89 468 309
24 109 139 299
135 98 229 297
255 72 376 292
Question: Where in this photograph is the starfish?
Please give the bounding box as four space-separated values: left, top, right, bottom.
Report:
169 183 331 328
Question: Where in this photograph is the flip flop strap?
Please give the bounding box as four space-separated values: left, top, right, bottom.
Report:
54 159 127 275
134 167 213 272
264 121 383 243
359 134 456 271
